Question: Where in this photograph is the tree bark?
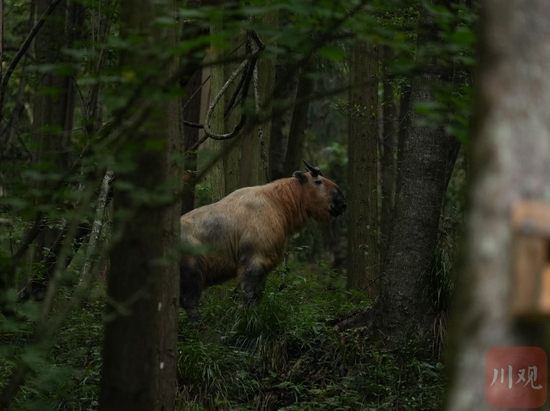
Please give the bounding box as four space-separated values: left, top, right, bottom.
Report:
346 41 379 299
380 45 398 266
240 10 277 187
374 0 459 340
396 83 411 184
282 60 314 178
30 0 72 297
446 1 550 410
209 23 227 202
98 0 181 409
181 69 201 214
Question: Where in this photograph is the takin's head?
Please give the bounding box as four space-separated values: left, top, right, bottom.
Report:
292 160 347 223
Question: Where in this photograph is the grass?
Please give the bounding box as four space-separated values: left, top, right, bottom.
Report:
0 262 447 411
175 264 446 410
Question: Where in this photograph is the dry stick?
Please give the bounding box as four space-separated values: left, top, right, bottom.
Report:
202 58 249 140
0 0 62 116
79 169 113 284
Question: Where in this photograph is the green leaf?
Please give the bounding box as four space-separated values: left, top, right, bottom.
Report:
318 45 347 62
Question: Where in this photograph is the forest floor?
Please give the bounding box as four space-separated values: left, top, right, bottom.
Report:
0 263 446 411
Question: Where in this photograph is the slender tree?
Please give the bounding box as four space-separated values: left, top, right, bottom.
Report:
98 0 181 409
346 41 379 299
29 0 73 297
446 1 550 409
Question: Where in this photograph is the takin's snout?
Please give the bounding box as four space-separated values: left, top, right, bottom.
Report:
330 188 347 216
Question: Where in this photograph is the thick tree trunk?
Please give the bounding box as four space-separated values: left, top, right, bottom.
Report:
374 1 459 340
98 1 180 410
446 2 550 410
346 42 379 299
380 45 398 266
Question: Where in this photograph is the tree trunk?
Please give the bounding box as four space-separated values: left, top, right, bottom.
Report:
446 1 550 410
269 58 297 181
374 0 459 340
221 29 245 194
282 60 314 177
30 0 72 297
346 42 379 299
240 11 277 187
396 83 411 183
181 69 201 214
209 24 227 203
98 0 180 409
208 23 243 200
380 45 398 266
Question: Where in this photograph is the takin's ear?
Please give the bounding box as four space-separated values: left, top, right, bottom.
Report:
292 170 307 184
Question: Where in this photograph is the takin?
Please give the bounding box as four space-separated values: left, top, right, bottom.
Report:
179 160 347 322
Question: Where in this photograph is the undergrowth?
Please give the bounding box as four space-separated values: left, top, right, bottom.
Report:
176 264 446 411
0 263 446 411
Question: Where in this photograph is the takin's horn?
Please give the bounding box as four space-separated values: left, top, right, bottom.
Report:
303 159 323 177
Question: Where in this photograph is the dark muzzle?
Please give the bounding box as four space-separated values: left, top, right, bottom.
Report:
330 190 347 216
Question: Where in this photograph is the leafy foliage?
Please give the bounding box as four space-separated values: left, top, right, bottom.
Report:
0 0 474 407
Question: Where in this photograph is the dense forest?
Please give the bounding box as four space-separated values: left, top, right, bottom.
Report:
0 0 548 409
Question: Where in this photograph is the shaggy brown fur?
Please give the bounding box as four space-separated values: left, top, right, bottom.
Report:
180 170 347 322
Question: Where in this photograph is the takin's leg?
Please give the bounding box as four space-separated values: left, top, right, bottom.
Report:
180 257 204 323
239 263 270 307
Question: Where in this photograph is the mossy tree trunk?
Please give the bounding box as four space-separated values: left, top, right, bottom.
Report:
446 1 550 409
98 0 181 409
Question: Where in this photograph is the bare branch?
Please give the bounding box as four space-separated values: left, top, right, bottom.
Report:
203 57 249 140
